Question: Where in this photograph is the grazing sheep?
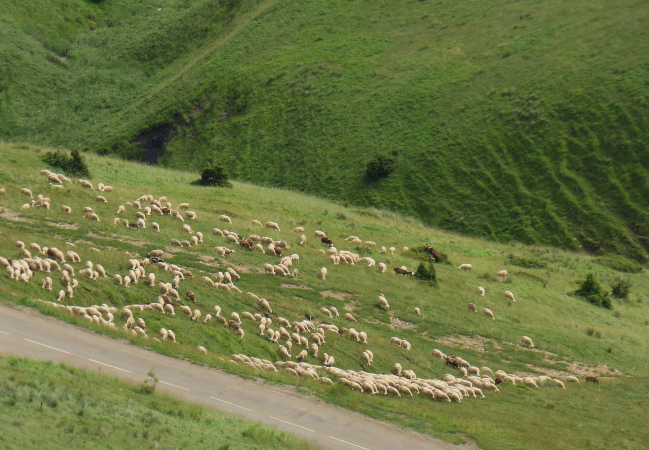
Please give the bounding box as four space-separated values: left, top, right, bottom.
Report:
299 235 306 246
498 270 508 277
468 303 477 313
378 262 387 274
182 224 193 234
505 291 516 302
124 276 131 287
478 286 485 296
330 306 339 317
61 205 72 214
391 337 402 346
552 379 566 389
21 188 33 198
521 336 535 348
0 187 5 196
321 307 332 317
96 195 108 203
178 203 190 209
378 293 389 309
345 312 357 323
458 264 473 270
483 308 495 320
400 340 411 351
314 230 326 238
565 376 580 383
524 378 539 389
203 314 212 324
266 221 281 232
414 307 421 316
197 346 208 355
320 267 327 280
152 222 160 232
586 376 600 384
212 228 224 236
191 309 202 321
21 203 30 210
219 215 232 224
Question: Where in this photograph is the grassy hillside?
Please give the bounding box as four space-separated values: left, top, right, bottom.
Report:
0 356 317 450
1 143 649 449
1 0 649 258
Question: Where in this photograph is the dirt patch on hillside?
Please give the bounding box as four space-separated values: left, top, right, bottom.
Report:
226 262 254 274
165 246 185 253
435 335 502 352
390 317 417 329
320 290 354 300
46 221 78 230
536 359 626 377
1 208 34 223
199 255 215 261
75 239 97 247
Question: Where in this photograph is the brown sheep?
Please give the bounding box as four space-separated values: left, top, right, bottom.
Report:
321 237 333 245
128 221 140 230
186 291 196 303
586 376 600 384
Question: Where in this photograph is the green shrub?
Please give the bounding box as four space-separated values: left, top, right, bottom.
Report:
414 262 437 285
508 256 547 269
41 148 90 177
571 273 612 309
140 368 159 394
365 153 396 180
611 278 631 299
595 255 643 273
193 163 232 187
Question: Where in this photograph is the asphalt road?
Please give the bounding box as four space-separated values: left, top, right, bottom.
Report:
0 304 470 450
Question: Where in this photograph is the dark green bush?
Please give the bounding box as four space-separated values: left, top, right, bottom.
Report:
41 148 90 177
193 163 232 187
571 273 612 309
365 153 396 180
414 262 437 285
595 255 643 273
611 278 631 299
508 256 547 269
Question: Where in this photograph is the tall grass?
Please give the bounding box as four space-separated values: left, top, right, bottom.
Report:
0 356 319 450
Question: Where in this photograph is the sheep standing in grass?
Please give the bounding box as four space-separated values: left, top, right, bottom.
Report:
505 291 516 302
483 308 495 320
21 188 33 198
61 205 72 214
345 312 357 323
458 264 473 270
378 293 389 309
321 267 327 280
468 303 477 313
219 215 232 224
498 270 508 277
521 336 535 348
478 287 485 296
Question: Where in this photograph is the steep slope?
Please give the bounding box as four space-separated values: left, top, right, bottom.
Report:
1 0 649 258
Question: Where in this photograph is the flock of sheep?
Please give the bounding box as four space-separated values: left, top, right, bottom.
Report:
0 172 592 407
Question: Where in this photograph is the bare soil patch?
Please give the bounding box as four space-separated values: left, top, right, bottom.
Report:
199 255 215 261
1 208 35 223
536 359 626 377
320 290 354 300
389 317 417 329
434 335 502 352
46 221 78 229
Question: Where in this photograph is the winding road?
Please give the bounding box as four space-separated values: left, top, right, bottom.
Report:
0 304 471 450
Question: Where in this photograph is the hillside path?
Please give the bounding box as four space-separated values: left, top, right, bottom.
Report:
0 304 472 450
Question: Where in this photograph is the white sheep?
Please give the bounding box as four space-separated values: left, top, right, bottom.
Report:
400 340 411 351
498 270 508 277
299 235 306 246
378 293 389 309
96 195 108 203
483 308 495 320
266 221 280 232
345 312 357 323
414 307 421 316
197 346 208 355
458 264 473 270
378 262 387 274
21 188 33 198
521 336 535 348
219 215 232 224
505 291 516 302
320 267 327 280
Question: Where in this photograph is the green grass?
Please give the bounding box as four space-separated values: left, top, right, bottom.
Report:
1 143 649 449
0 356 318 450
1 0 649 259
